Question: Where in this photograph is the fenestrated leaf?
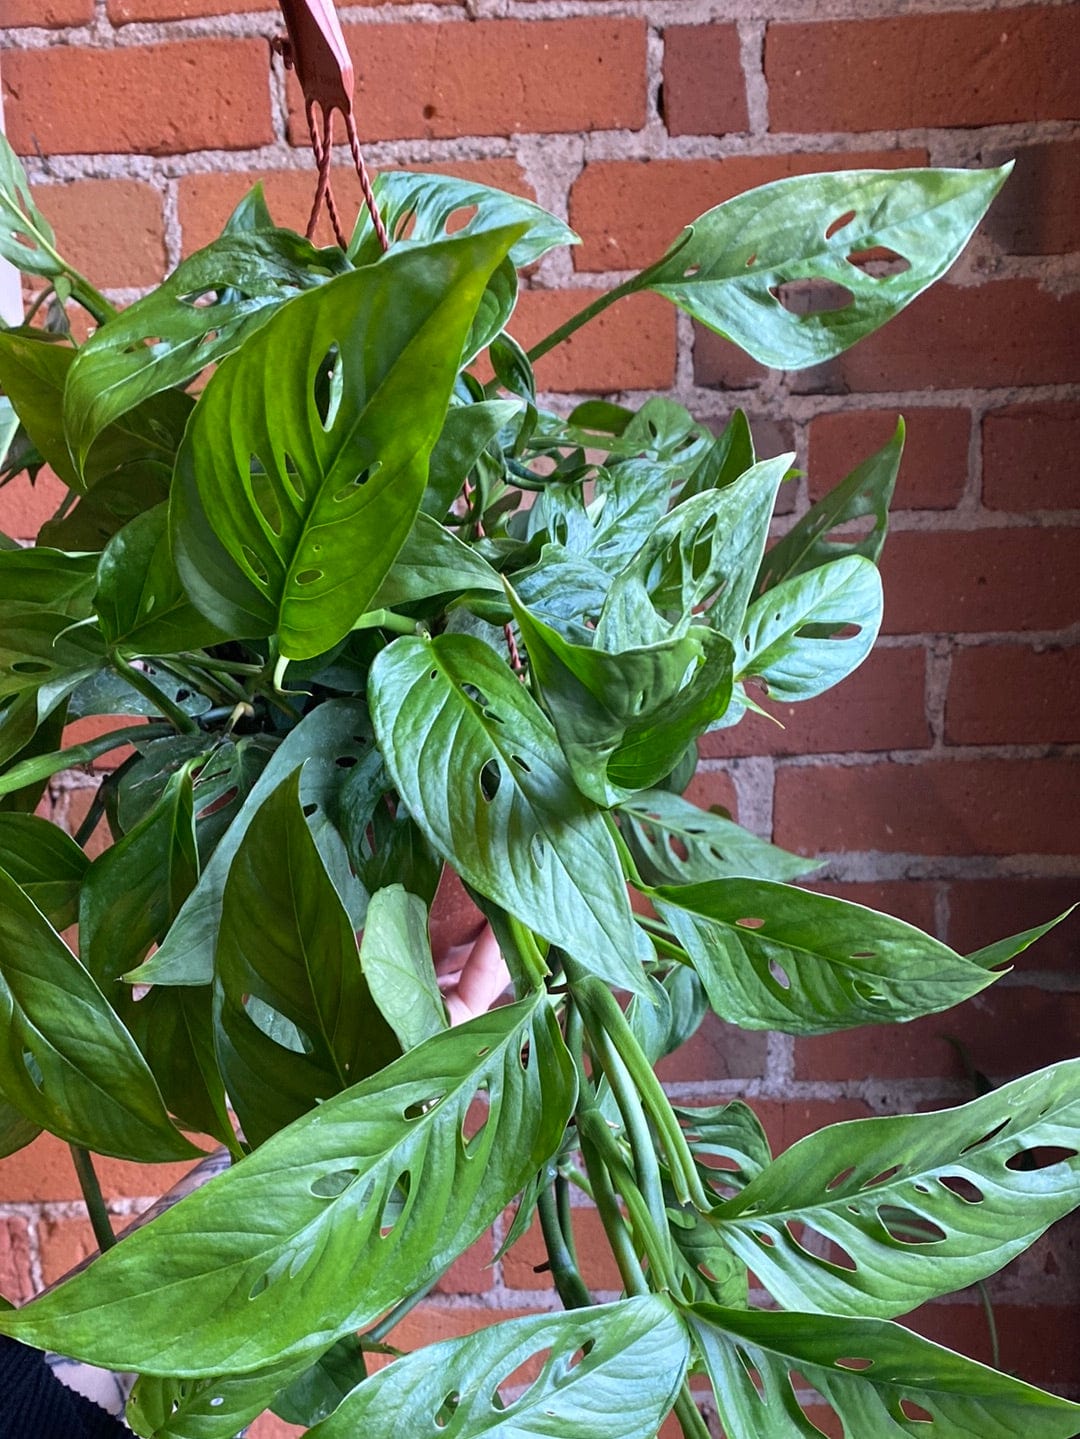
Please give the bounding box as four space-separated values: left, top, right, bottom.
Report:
128 1351 316 1439
372 511 504 610
0 547 105 697
0 995 575 1376
0 813 87 929
424 398 521 519
171 226 521 659
619 789 815 887
689 1302 1080 1439
359 884 448 1052
712 1058 1080 1318
757 421 904 594
509 586 734 806
370 632 655 995
0 132 64 277
641 168 1009 369
654 879 998 1035
215 769 400 1147
350 169 578 270
0 867 197 1161
133 700 378 986
675 1099 772 1191
64 230 350 469
308 1296 688 1439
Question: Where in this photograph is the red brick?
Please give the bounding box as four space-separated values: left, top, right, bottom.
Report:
61 788 110 859
0 1131 208 1203
109 0 271 18
569 150 927 274
248 1416 303 1439
655 1011 769 1085
661 25 748 137
694 324 769 390
0 467 67 543
433 1232 495 1295
502 1205 623 1293
908 1303 1079 1391
701 647 929 759
39 1216 99 1287
387 1303 535 1363
682 768 738 819
62 713 148 771
3 40 273 157
507 288 676 394
0 1219 33 1304
177 159 531 257
982 402 1080 512
807 881 938 935
879 529 1080 636
32 179 166 289
774 758 1080 857
946 645 1080 746
6 0 93 21
808 408 968 512
766 8 1080 132
981 140 1080 255
795 987 1080 1083
947 879 1079 971
827 281 1080 393
285 21 648 144
751 1098 874 1155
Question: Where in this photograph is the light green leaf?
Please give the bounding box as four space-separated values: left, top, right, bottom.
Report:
0 132 63 277
690 1302 1080 1439
675 1099 772 1189
370 632 655 995
757 420 904 594
372 511 504 610
0 995 575 1376
0 867 197 1161
215 770 399 1147
618 789 815 886
172 227 520 659
0 812 88 928
359 884 448 1051
966 910 1073 971
128 1352 315 1439
424 398 522 519
64 230 349 469
714 1059 1080 1317
310 1296 687 1439
654 878 998 1034
642 168 1009 369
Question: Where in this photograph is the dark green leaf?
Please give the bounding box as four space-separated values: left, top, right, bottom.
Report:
0 1092 40 1160
359 884 448 1051
619 789 815 886
308 1296 688 1439
273 1334 367 1427
680 410 755 501
0 691 71 812
0 721 158 802
690 1302 1080 1439
654 878 998 1034
172 227 520 658
223 183 276 236
370 632 654 995
643 168 1009 368
0 813 88 928
714 1058 1080 1317
372 511 504 610
0 994 574 1375
424 398 521 519
214 769 399 1147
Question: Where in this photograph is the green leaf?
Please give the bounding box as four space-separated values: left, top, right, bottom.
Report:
0 132 64 277
966 909 1073 971
0 720 158 802
0 1093 40 1160
215 769 400 1147
350 169 578 270
689 1302 1080 1439
134 700 377 986
713 1058 1080 1318
0 867 197 1160
223 182 276 236
359 884 449 1051
372 511 504 610
0 813 87 928
273 1334 367 1427
128 1352 314 1439
370 632 654 995
509 586 734 806
0 994 575 1376
680 409 755 501
424 398 522 519
642 168 1009 369
308 1296 688 1439
654 879 998 1035
675 1099 772 1189
171 226 521 659
64 230 350 469
618 789 815 887
757 421 904 594
96 504 227 656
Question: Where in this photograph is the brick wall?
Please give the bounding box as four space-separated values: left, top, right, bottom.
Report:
1 0 1077 1431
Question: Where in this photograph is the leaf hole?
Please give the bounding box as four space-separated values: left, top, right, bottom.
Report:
179 288 221 308
769 278 854 316
519 1038 532 1071
196 785 237 820
683 263 701 278
379 1170 411 1237
790 1221 857 1271
404 1093 445 1120
240 544 270 587
310 1168 361 1199
834 1356 872 1371
959 1118 1011 1154
826 1167 855 1192
11 660 51 675
302 802 318 818
860 1164 901 1189
295 568 324 586
825 209 857 239
1005 1145 1077 1172
479 759 501 803
753 1229 776 1248
899 1398 934 1423
493 1347 552 1410
462 1090 490 1154
735 1346 766 1400
333 464 379 503
768 959 791 991
462 683 491 707
788 1373 842 1437
510 754 531 773
434 1392 460 1428
846 246 912 277
246 456 284 535
736 916 765 929
530 833 547 868
877 1205 946 1245
313 343 344 431
446 204 479 234
335 754 359 769
939 1174 984 1204
745 251 757 267
22 1050 44 1092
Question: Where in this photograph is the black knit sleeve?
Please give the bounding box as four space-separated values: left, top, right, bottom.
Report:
0 1335 130 1439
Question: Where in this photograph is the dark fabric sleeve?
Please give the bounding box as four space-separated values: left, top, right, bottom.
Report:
0 1335 130 1439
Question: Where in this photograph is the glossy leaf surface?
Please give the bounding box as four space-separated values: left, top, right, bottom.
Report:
359 884 448 1051
0 133 63 276
0 813 88 929
618 790 814 887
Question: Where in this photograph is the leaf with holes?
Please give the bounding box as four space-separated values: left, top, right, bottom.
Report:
370 632 655 995
757 421 904 595
133 700 378 987
359 884 448 1053
653 878 998 1035
675 1099 772 1191
509 585 734 806
128 1351 318 1439
0 866 197 1161
712 1058 1080 1318
0 813 88 929
619 789 815 887
640 167 1009 368
308 1295 687 1439
171 226 520 658
0 994 574 1375
215 769 400 1147
689 1302 1080 1439
0 132 65 277
64 231 350 471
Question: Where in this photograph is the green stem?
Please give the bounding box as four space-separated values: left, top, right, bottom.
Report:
578 1120 649 1298
111 654 199 735
526 275 645 366
507 917 550 990
537 1179 592 1310
69 1146 116 1252
68 276 117 327
674 1385 713 1439
351 608 422 636
73 786 107 848
364 1274 439 1345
